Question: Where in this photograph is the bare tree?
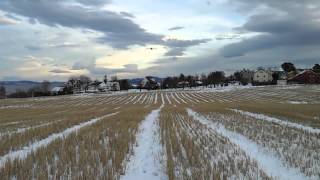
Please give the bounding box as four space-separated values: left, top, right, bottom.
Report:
111 76 118 82
41 80 51 93
79 75 91 91
0 86 6 99
104 75 108 84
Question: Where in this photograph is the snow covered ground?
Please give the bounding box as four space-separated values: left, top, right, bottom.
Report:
187 108 308 180
0 85 319 179
231 109 320 134
121 105 166 180
0 112 118 168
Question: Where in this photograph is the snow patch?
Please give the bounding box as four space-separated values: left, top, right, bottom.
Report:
187 108 308 180
0 112 119 168
121 105 166 180
287 101 308 104
0 105 31 109
231 109 320 134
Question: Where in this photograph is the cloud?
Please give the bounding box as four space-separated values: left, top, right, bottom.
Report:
123 64 138 72
220 0 320 57
120 12 135 18
0 15 16 25
165 48 186 56
164 38 211 56
72 59 138 76
88 64 139 75
4 13 21 21
153 57 179 64
49 69 72 74
72 61 92 70
0 0 162 49
74 0 112 6
48 42 80 48
25 42 81 51
215 33 241 40
24 45 42 51
168 26 184 31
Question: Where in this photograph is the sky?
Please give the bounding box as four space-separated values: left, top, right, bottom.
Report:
0 0 320 81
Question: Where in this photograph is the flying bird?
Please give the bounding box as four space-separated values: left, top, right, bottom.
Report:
147 47 157 50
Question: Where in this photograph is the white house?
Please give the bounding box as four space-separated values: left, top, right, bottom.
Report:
240 70 254 83
195 80 203 86
253 70 273 83
99 81 120 92
51 86 64 95
86 81 120 93
141 76 159 89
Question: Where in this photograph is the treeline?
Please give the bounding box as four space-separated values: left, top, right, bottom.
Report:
0 86 6 99
65 75 130 93
0 75 132 99
1 81 52 99
162 71 230 89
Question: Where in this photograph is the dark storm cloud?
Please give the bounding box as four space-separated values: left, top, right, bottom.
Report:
141 44 320 78
0 0 162 48
228 0 320 13
120 12 135 18
97 31 163 49
0 1 211 50
74 0 111 6
220 0 320 57
221 28 320 57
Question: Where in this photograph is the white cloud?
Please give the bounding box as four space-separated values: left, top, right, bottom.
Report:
0 15 16 25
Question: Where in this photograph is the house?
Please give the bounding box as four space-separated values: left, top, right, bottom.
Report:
86 81 101 93
99 81 120 91
86 81 120 93
51 86 64 95
195 80 203 86
177 81 190 88
141 76 160 90
240 70 254 83
273 70 287 85
288 70 320 84
273 70 287 80
253 70 273 85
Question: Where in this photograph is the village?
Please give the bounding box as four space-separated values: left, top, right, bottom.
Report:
1 62 319 99
48 62 320 96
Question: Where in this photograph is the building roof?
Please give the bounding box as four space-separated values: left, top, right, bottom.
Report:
51 86 64 92
288 70 319 81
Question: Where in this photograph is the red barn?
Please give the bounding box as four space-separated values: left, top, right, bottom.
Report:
288 70 320 84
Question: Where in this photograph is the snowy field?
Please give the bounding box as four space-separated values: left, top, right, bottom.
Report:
0 85 320 179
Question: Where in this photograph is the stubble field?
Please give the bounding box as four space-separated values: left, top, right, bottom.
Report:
0 85 319 180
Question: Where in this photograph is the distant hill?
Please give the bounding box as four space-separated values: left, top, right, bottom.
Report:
128 78 144 85
0 81 64 94
128 77 163 85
